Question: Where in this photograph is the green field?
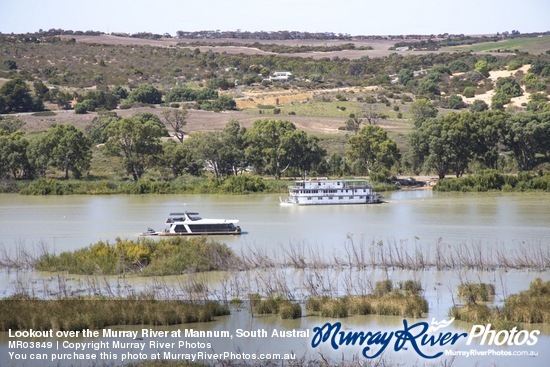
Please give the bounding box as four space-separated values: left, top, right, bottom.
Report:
443 36 550 54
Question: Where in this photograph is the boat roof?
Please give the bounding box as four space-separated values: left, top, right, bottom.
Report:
295 178 368 182
168 212 199 216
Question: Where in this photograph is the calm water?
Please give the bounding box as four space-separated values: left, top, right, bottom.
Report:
0 190 549 366
0 190 548 253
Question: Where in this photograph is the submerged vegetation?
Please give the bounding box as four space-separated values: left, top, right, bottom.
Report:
0 294 229 331
35 237 240 276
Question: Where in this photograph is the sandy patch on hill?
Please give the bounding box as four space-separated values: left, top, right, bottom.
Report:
460 65 532 107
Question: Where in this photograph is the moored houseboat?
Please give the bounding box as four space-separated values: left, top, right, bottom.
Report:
280 179 383 205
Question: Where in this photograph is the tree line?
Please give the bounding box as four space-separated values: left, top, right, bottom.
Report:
1 107 548 183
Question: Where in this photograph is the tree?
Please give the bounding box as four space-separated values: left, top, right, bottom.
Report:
220 120 248 175
162 140 199 177
475 59 490 77
347 125 400 175
469 99 489 112
495 77 522 98
410 98 438 127
0 131 31 179
128 84 163 104
343 114 363 135
183 132 224 178
86 111 121 144
471 111 506 169
244 119 320 179
161 109 188 143
2 60 17 70
397 68 414 86
502 111 550 171
443 94 466 110
0 78 43 113
410 112 476 179
286 130 326 177
104 113 168 180
45 124 91 179
526 93 549 112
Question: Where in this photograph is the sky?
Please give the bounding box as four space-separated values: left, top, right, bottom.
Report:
1 0 548 36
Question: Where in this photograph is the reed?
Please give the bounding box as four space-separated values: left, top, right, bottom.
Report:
0 294 230 332
306 281 427 318
249 294 302 319
502 278 550 323
450 278 549 326
457 283 495 302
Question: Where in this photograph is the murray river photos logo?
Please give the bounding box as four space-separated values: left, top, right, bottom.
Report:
310 318 540 359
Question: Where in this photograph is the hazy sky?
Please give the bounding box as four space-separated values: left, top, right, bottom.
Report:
1 0 548 36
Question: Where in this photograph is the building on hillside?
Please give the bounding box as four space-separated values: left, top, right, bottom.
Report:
270 71 293 81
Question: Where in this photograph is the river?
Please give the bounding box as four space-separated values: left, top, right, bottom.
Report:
0 190 549 366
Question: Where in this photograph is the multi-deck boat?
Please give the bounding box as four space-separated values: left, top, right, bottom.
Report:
280 178 383 205
141 211 241 236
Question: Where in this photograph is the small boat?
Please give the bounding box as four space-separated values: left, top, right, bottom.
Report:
141 211 241 236
280 178 384 206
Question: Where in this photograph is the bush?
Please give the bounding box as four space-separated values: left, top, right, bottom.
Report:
35 237 240 275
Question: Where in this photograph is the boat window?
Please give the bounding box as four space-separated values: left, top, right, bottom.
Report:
188 214 201 221
174 225 187 233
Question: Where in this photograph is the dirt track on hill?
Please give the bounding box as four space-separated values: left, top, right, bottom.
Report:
16 107 349 135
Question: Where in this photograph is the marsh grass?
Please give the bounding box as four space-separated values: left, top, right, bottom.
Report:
307 280 427 318
34 237 240 276
457 283 495 302
249 294 302 319
0 294 230 332
450 278 549 326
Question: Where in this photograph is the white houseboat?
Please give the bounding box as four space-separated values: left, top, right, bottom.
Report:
141 211 241 236
280 179 383 205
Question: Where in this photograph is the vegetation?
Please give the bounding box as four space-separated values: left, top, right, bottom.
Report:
0 29 548 191
306 280 428 318
435 170 550 192
0 294 230 331
450 278 550 326
35 237 240 276
250 294 302 319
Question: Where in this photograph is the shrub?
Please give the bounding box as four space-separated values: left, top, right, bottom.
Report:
35 237 240 275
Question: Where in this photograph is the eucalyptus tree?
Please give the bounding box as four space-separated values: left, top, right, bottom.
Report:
27 124 92 179
244 119 324 179
347 125 400 176
0 131 31 179
410 112 476 179
502 111 550 171
104 113 168 180
161 109 188 143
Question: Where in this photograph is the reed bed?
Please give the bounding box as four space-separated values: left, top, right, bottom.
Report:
0 294 229 332
450 278 549 326
1 237 547 274
457 283 495 302
249 294 302 319
306 280 427 318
